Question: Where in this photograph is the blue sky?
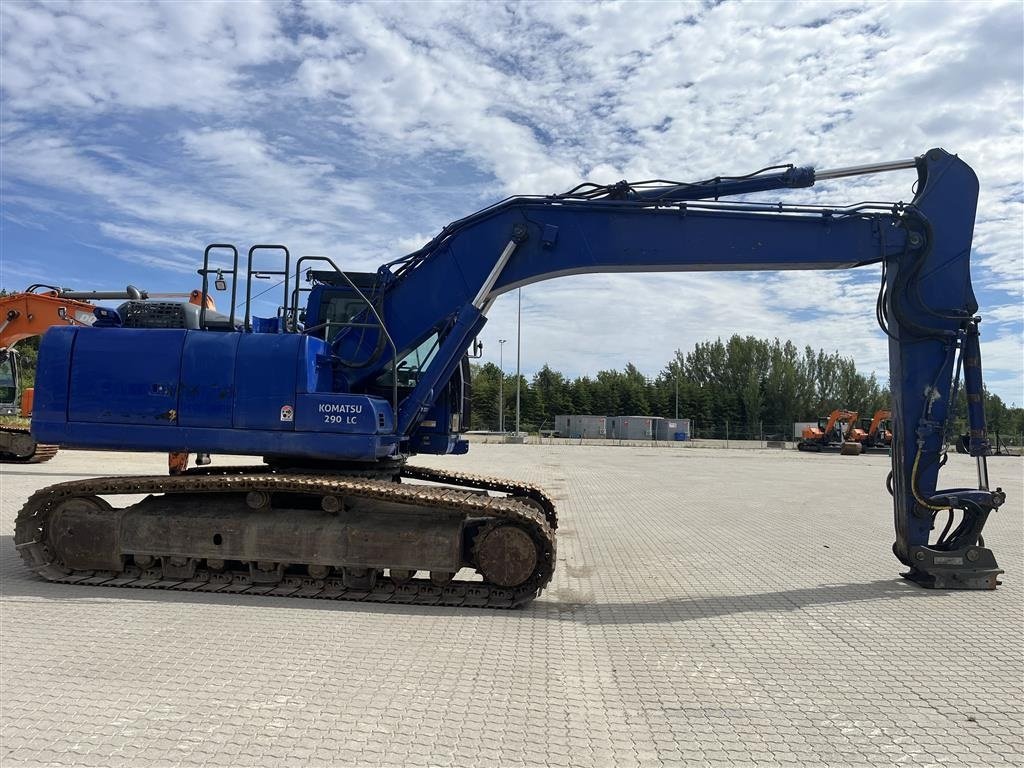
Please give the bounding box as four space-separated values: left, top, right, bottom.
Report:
2 1 1022 403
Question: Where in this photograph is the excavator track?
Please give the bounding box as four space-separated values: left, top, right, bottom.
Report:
0 425 58 464
402 465 558 530
14 467 556 609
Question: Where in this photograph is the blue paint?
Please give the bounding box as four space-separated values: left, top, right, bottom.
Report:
179 332 239 428
32 419 399 461
68 329 185 425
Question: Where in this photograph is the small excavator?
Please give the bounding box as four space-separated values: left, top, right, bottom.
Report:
14 148 1008 602
797 409 862 454
0 284 146 462
847 409 893 454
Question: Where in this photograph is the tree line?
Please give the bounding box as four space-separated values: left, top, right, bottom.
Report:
469 334 1024 441
5 327 1021 442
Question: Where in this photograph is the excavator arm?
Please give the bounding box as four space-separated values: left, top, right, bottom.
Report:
330 147 1002 588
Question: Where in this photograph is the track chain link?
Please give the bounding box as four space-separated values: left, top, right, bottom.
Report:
402 464 557 529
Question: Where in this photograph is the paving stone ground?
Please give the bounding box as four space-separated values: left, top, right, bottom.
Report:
1 445 1021 768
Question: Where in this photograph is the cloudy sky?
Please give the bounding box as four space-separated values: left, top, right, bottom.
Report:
2 1 1022 403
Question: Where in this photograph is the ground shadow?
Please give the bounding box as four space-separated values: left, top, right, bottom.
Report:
1 535 943 625
542 576 947 626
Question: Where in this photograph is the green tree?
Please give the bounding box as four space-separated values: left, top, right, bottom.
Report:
469 334 1020 442
469 362 501 430
532 365 573 429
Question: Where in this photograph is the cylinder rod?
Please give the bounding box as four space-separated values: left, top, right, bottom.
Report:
814 158 917 182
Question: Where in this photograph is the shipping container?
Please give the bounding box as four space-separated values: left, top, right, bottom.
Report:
655 418 691 441
554 414 608 439
606 416 656 440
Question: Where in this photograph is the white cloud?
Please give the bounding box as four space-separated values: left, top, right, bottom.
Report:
1 0 1021 401
0 0 285 113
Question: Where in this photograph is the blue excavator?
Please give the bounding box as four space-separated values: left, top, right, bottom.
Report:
14 148 1006 606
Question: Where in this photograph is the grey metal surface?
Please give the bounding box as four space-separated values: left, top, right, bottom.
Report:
814 158 917 181
2 446 1022 767
59 286 146 301
606 415 655 441
654 418 690 441
556 415 608 440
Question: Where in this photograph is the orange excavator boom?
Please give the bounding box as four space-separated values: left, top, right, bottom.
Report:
867 409 892 438
822 409 859 436
0 285 146 349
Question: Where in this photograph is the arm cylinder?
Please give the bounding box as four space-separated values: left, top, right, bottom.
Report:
813 158 917 181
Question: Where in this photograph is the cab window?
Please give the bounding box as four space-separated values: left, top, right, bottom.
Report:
320 295 371 341
0 356 16 404
377 333 440 388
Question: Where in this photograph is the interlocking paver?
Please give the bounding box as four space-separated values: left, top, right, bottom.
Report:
1 445 1022 767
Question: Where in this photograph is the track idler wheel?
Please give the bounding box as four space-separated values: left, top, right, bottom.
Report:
473 523 539 588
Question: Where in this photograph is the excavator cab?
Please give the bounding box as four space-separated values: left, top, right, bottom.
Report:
0 349 19 415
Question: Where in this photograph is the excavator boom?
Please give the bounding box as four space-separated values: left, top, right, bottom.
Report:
17 147 1006 604
1 290 99 349
868 409 892 438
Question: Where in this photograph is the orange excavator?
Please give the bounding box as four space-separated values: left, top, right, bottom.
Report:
797 409 862 454
847 409 892 454
0 284 211 464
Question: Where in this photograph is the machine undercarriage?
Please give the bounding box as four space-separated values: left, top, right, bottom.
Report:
0 424 57 463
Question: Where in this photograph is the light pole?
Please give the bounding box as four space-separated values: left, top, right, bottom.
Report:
498 338 507 432
675 376 679 419
515 288 522 435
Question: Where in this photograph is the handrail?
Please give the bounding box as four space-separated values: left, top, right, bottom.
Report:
198 244 239 330
245 245 290 333
291 255 399 422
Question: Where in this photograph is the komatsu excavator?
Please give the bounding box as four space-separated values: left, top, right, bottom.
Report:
0 284 146 462
15 148 1007 605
